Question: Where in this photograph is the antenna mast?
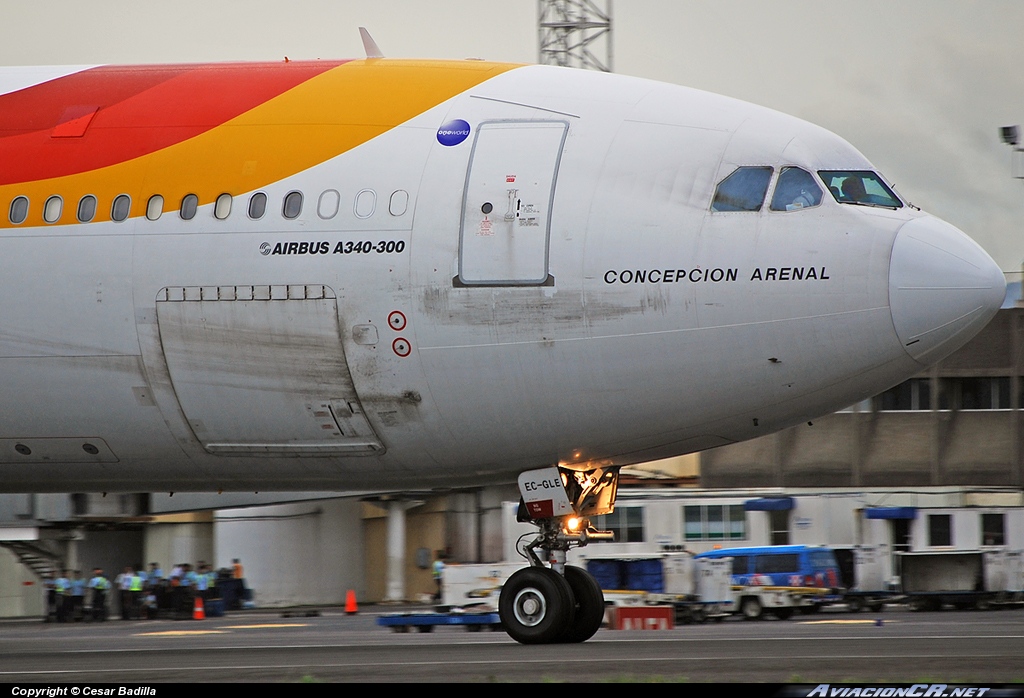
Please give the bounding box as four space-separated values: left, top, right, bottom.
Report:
538 0 613 72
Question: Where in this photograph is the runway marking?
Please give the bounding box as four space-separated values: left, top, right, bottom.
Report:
217 623 310 629
798 620 898 625
135 630 230 637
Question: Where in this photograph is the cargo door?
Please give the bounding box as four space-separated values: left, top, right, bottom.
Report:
458 120 567 286
155 284 383 455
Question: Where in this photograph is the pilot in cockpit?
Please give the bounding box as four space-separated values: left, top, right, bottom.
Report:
841 175 868 203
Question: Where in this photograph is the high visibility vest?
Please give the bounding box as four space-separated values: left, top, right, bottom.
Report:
129 575 143 592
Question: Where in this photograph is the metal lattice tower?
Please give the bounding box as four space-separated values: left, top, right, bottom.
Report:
538 0 612 72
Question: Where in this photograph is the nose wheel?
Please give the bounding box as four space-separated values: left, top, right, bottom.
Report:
499 565 605 644
559 565 606 643
500 567 575 644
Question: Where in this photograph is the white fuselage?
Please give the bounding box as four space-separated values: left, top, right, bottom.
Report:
0 63 1004 491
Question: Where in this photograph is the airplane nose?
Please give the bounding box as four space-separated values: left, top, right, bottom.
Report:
889 216 1005 365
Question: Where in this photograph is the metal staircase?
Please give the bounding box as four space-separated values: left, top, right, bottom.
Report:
0 541 62 579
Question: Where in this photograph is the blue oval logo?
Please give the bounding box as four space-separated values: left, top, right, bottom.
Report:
437 119 471 146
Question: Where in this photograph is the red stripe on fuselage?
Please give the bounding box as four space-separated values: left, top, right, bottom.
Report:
0 61 347 186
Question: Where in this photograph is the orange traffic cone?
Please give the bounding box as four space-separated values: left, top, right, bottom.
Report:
345 589 358 615
192 596 206 620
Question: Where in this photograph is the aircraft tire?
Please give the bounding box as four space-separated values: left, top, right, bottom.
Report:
499 567 575 644
557 566 605 643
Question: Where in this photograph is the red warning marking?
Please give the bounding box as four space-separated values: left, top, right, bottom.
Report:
506 174 516 182
392 338 411 357
388 310 407 331
526 500 554 518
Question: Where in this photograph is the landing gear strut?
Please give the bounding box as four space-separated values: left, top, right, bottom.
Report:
498 465 618 644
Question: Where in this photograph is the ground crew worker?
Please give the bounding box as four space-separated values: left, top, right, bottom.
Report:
116 566 132 620
42 573 56 622
88 568 110 621
232 558 244 580
129 567 144 619
206 564 218 599
177 563 195 617
70 570 87 621
195 563 209 602
432 552 445 602
54 571 71 622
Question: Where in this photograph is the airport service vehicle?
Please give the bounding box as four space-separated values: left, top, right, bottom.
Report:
695 545 842 619
441 562 523 611
833 544 897 612
583 553 732 624
0 30 1004 643
377 611 502 633
899 549 1019 611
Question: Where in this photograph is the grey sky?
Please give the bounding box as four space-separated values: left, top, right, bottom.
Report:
2 1 1022 269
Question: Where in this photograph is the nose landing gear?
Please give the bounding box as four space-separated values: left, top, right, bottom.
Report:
499 465 618 644
499 566 575 644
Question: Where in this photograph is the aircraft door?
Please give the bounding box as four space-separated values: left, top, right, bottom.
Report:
458 120 567 286
154 284 384 456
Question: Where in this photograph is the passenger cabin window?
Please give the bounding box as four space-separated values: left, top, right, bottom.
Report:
248 192 267 220
43 196 63 223
317 190 340 220
819 170 902 209
283 191 303 220
9 196 28 224
111 195 131 222
214 193 232 220
180 194 198 221
146 195 164 221
712 166 773 212
77 195 97 223
770 167 822 211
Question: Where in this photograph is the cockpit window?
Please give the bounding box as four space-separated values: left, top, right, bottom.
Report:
818 170 903 209
770 167 822 211
712 166 773 212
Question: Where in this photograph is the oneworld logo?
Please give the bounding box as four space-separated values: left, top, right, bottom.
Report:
437 119 471 146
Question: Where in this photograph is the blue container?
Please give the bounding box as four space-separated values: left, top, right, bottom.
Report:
205 599 225 617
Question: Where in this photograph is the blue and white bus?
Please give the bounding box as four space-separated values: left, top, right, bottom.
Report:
694 545 843 618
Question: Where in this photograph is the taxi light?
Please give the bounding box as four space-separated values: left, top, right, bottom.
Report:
565 516 582 533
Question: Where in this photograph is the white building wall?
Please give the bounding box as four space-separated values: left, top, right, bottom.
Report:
145 522 213 573
0 548 43 618
214 499 364 607
789 495 860 545
862 518 894 547
1009 511 1024 549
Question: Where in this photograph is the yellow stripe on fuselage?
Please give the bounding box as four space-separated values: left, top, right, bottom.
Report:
0 59 518 228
